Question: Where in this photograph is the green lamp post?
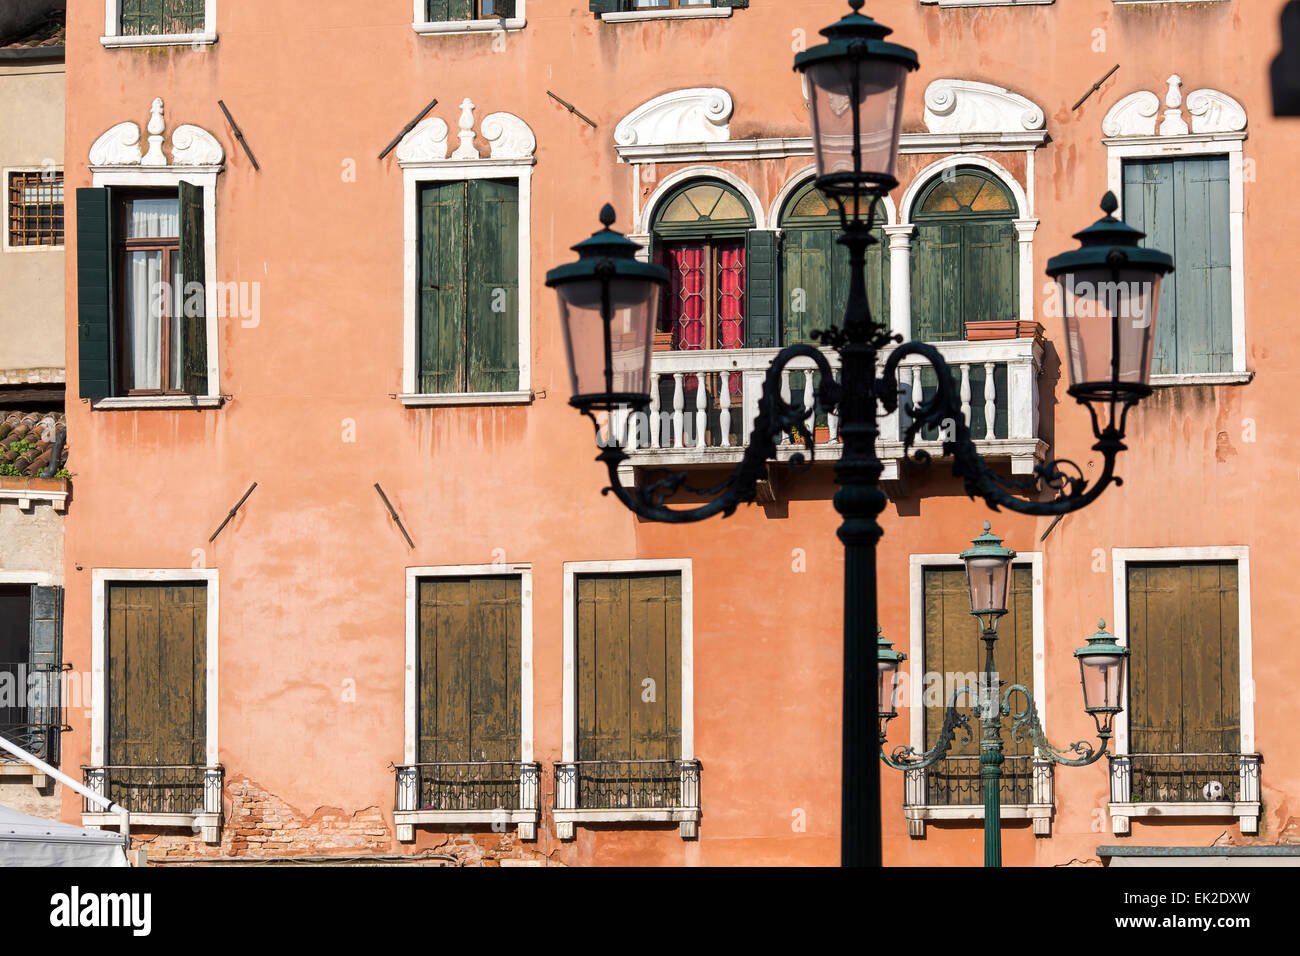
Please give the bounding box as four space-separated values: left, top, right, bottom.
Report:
879 524 1128 867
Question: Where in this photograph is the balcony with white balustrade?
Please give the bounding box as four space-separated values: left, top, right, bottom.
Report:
616 338 1046 485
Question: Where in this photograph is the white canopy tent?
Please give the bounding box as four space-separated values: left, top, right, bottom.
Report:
0 803 128 867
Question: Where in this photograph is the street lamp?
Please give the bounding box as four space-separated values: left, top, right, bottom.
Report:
879 525 1123 868
959 521 1015 633
548 0 1170 867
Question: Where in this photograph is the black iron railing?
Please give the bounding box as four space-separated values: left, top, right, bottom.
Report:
554 759 701 810
394 761 540 812
0 661 68 764
82 765 222 816
922 754 1035 806
1123 753 1249 804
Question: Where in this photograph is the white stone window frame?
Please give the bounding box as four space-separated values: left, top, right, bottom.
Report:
412 0 526 35
101 0 218 49
557 559 697 838
399 564 536 840
85 568 221 839
921 0 1052 6
603 3 734 24
1108 546 1259 835
903 552 1052 837
87 98 225 410
2 166 65 254
1103 81 1249 386
396 102 535 406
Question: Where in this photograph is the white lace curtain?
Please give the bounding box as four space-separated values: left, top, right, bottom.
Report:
122 200 182 390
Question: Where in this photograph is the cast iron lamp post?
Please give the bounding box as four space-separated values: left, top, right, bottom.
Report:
876 523 1128 867
546 1 1171 867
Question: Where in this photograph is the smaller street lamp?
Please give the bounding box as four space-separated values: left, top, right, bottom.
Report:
1074 619 1129 738
960 521 1016 634
877 627 906 734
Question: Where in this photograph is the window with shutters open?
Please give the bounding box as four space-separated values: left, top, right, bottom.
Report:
77 181 214 407
418 179 520 395
0 583 64 768
556 561 700 839
415 0 526 33
1121 157 1233 377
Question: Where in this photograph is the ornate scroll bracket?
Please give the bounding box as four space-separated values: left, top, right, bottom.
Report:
395 98 536 166
923 79 1046 135
1103 74 1247 138
89 98 225 168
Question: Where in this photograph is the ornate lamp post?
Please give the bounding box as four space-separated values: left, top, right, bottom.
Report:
547 1 1170 867
878 524 1128 867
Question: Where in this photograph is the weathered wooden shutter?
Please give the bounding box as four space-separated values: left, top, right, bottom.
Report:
576 574 681 764
418 578 521 766
715 0 749 7
744 230 778 348
486 0 517 16
960 220 1017 326
1122 157 1232 375
1127 562 1239 755
466 178 520 393
108 584 206 769
28 585 62 763
178 181 208 396
924 566 1033 804
910 223 963 342
418 181 468 394
76 188 113 401
589 0 622 12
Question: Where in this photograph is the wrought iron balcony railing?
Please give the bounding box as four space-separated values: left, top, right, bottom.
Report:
616 339 1044 481
552 759 702 840
1107 752 1262 836
82 764 223 818
393 761 542 842
0 661 69 767
902 754 1055 838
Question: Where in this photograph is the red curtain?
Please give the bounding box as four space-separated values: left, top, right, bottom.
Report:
667 244 707 351
717 241 746 350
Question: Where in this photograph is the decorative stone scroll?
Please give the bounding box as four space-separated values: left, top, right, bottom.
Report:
89 98 224 167
614 88 734 148
1104 75 1246 138
922 79 1046 134
395 99 535 164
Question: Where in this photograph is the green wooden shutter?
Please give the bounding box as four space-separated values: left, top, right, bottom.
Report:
576 574 681 765
447 0 474 19
780 227 831 347
29 585 62 764
924 566 1032 805
467 179 520 393
76 188 113 401
426 0 451 20
911 223 963 342
418 577 522 773
589 0 622 12
418 181 468 394
961 220 1017 326
1122 157 1232 375
178 181 208 396
715 0 749 8
1127 562 1239 756
744 229 778 347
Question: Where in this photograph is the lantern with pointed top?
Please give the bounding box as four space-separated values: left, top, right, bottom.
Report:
546 205 670 415
960 522 1016 631
1046 193 1174 406
794 1 918 196
876 626 906 726
1074 619 1128 734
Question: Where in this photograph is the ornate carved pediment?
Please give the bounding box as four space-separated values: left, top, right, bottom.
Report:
1104 75 1246 138
396 100 535 164
88 98 224 167
922 79 1046 134
614 88 733 147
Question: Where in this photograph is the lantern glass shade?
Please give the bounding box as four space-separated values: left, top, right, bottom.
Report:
805 58 908 187
556 277 661 404
1057 267 1164 392
1079 652 1126 714
965 555 1012 617
878 658 901 718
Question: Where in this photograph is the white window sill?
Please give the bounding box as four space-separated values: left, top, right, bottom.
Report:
84 811 220 829
395 809 537 825
398 390 533 407
93 395 225 410
2 244 65 254
904 804 1052 821
100 33 218 49
602 9 732 23
922 0 1052 6
1149 371 1253 387
413 18 525 34
553 806 699 839
1109 801 1260 836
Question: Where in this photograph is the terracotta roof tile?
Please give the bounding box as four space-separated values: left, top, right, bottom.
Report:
0 16 65 51
0 410 68 478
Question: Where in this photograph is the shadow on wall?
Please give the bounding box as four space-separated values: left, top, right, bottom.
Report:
0 0 63 46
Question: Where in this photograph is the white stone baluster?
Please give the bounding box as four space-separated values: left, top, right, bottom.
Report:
803 368 815 440
719 371 732 448
828 370 840 444
695 374 707 449
743 369 762 446
780 368 792 444
649 373 661 448
959 363 972 427
984 362 997 440
672 372 685 449
910 365 922 440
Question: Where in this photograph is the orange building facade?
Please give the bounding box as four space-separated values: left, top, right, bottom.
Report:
56 0 1300 865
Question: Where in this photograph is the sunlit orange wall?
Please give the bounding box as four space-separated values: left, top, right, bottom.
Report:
60 0 1300 865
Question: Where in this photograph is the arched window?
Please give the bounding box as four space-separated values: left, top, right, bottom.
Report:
910 169 1018 342
778 180 888 345
652 180 754 351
